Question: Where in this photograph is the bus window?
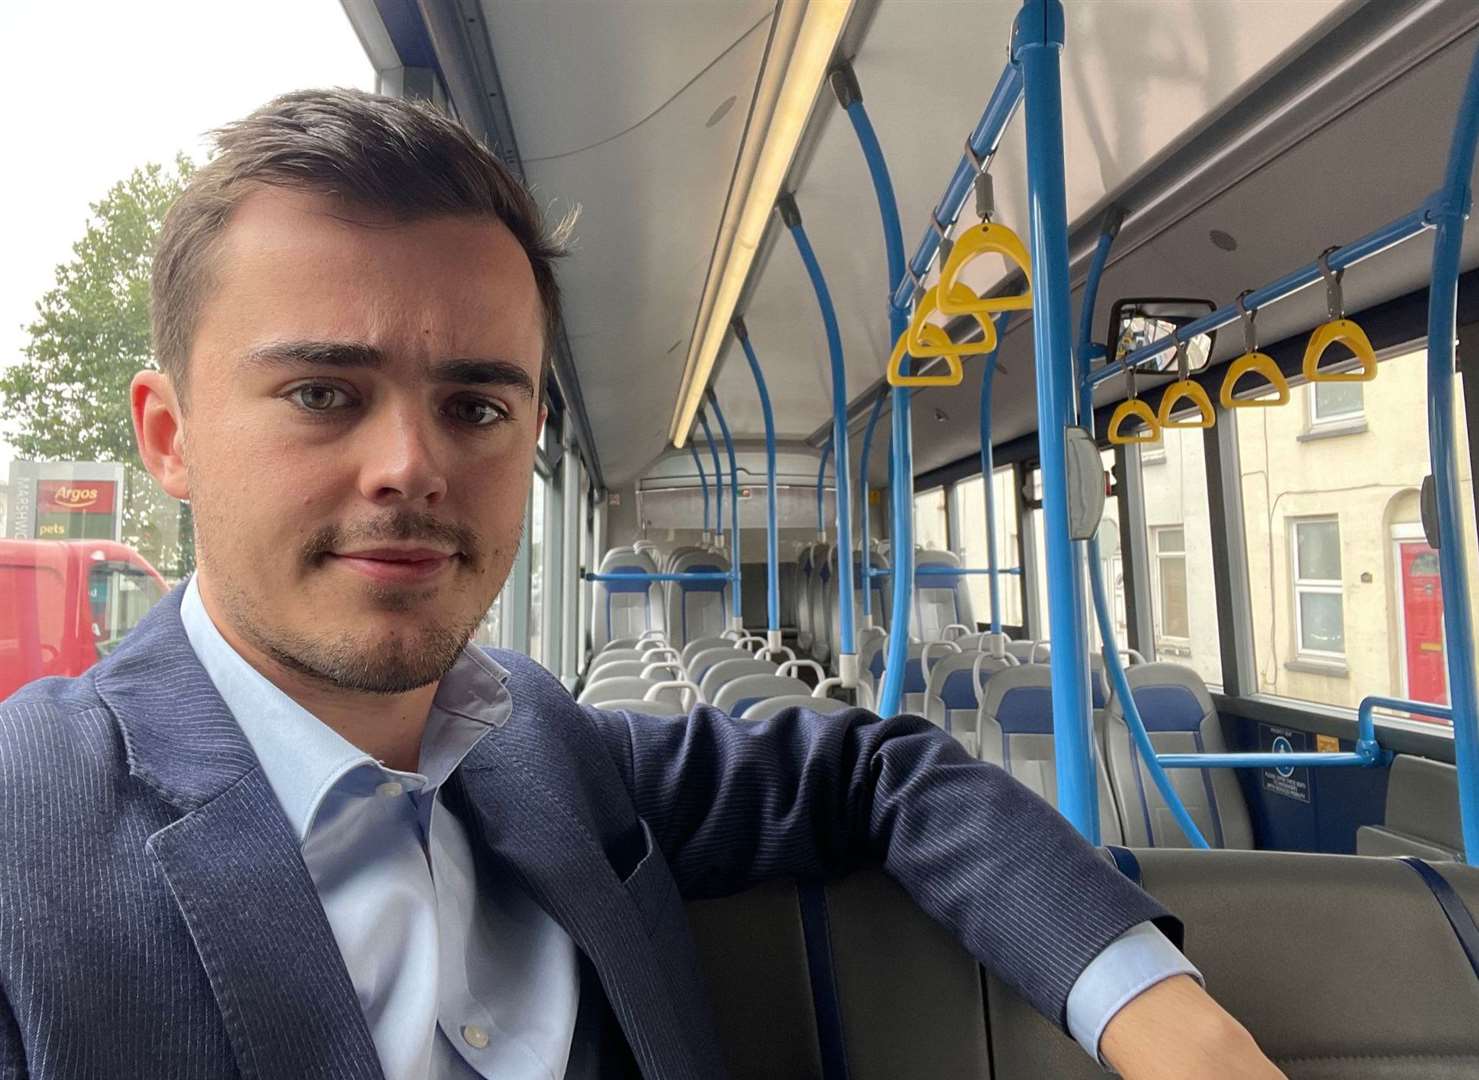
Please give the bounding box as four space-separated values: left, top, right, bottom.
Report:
89 562 166 658
1028 453 1126 649
951 469 1023 630
1232 345 1477 723
528 472 548 664
914 487 948 550
1130 428 1224 688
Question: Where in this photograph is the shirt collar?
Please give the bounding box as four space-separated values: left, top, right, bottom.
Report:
179 575 511 844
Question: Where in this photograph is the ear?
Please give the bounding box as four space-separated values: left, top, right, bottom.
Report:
131 370 190 501
535 403 549 440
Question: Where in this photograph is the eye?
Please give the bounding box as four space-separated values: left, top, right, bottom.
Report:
447 397 509 427
289 383 354 412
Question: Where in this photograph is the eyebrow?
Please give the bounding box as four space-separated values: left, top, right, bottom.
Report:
243 340 536 399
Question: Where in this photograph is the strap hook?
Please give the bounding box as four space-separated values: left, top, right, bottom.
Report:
1235 289 1258 355
1317 246 1344 321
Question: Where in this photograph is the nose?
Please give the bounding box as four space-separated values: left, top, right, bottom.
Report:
355 398 449 507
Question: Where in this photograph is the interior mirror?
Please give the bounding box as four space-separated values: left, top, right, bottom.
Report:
1107 298 1218 373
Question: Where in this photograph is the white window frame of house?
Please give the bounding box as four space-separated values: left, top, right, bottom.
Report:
1307 379 1365 429
1150 524 1190 647
1291 515 1346 661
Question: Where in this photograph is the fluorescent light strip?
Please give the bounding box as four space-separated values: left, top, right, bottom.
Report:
669 0 853 448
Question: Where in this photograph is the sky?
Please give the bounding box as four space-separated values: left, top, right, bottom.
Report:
0 0 377 467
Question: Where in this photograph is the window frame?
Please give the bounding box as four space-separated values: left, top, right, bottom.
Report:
1150 524 1191 646
1307 379 1365 429
1290 515 1346 662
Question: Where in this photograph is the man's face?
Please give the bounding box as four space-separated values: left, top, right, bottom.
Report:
178 188 545 693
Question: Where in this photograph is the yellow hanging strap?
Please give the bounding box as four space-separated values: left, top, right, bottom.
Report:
936 169 1032 318
1107 355 1162 445
1220 290 1290 408
1304 247 1377 383
906 284 998 357
888 323 964 387
1158 336 1215 430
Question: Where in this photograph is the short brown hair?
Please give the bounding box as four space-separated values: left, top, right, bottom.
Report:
151 87 571 399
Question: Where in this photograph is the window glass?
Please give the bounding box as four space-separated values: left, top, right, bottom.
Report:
1027 451 1127 650
0 5 373 695
1132 428 1223 686
1234 346 1476 722
951 469 1023 629
914 487 948 551
528 474 547 663
1311 381 1363 424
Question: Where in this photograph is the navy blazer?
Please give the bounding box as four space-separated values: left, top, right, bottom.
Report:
0 587 1171 1079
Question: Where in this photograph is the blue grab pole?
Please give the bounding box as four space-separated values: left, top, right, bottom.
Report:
697 410 723 541
839 84 914 715
1018 0 1097 840
1426 39 1479 865
737 321 782 648
705 389 744 628
858 390 888 624
782 199 857 676
688 442 710 539
817 438 832 534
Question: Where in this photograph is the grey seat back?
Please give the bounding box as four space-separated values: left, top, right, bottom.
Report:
688 854 1479 1079
739 693 851 720
688 645 746 687
975 664 1123 845
591 549 663 651
911 549 974 642
808 543 833 663
576 675 656 707
712 674 812 717
588 698 687 717
924 652 1013 756
583 658 679 682
795 543 817 651
682 636 733 667
664 549 731 648
1004 639 1039 663
1357 754 1465 861
1104 662 1253 849
699 657 779 703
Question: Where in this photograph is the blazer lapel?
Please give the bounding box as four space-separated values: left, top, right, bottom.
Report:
448 681 728 1080
95 588 383 1080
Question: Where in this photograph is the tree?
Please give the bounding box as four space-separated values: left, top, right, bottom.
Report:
1 157 195 577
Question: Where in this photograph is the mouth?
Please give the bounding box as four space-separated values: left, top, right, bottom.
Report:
328 548 459 585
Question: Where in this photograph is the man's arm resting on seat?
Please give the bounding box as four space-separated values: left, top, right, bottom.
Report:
1102 975 1286 1079
592 705 1170 1040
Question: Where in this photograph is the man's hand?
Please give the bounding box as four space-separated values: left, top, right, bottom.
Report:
1100 975 1287 1079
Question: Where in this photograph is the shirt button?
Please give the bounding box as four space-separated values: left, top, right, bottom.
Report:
461 1024 490 1050
375 781 405 798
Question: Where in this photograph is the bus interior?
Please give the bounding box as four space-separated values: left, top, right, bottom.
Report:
10 0 1479 1075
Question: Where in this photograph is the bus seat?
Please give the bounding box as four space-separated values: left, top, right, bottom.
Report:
1004 639 1038 663
810 544 834 663
976 664 1124 845
582 658 680 683
699 657 779 703
663 549 730 647
924 652 1013 756
881 643 931 717
739 694 851 720
912 550 974 642
712 674 811 717
1357 754 1464 861
576 675 659 707
1104 662 1253 850
588 698 688 717
687 854 1479 1079
592 549 664 651
688 645 746 687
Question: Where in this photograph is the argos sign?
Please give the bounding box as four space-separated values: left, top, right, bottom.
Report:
38 481 117 515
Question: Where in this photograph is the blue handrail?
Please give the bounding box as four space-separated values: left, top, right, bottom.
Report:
1424 36 1479 865
840 88 913 716
697 409 723 540
688 442 710 539
704 389 744 628
1017 0 1098 840
783 201 857 676
737 322 782 646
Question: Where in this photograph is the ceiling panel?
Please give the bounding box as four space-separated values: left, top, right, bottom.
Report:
480 0 775 482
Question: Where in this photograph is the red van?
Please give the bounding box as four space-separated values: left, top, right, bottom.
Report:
0 540 170 701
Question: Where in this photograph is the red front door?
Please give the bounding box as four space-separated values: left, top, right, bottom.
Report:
1399 541 1448 707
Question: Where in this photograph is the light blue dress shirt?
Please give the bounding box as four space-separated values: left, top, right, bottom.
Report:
180 575 1195 1071
180 577 579 1080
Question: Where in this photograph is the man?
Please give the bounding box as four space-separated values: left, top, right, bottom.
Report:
0 89 1283 1079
